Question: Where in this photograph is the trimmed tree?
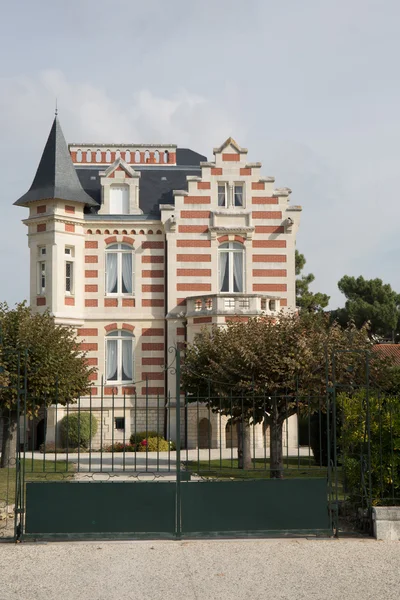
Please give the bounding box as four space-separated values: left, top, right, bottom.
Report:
0 302 95 467
182 312 388 477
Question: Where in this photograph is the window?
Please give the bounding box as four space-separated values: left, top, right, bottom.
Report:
106 330 134 383
219 242 244 293
115 417 125 431
38 246 46 257
65 247 74 294
234 184 244 207
217 183 245 207
105 243 134 295
65 262 73 294
110 185 129 214
218 184 227 207
38 261 46 294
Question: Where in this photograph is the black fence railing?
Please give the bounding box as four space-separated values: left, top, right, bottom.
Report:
1 377 400 539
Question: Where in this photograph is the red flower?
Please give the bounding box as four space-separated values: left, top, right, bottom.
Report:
140 439 147 446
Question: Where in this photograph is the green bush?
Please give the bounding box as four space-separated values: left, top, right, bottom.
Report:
60 412 98 448
137 436 170 452
339 391 400 505
129 430 160 445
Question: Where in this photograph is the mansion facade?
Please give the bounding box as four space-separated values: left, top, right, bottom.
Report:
15 116 301 450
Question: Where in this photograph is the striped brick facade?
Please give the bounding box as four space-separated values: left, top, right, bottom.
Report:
23 134 301 445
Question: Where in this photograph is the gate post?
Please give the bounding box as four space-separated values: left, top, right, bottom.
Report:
175 347 181 539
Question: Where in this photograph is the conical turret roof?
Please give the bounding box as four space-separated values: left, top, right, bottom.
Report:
14 116 97 207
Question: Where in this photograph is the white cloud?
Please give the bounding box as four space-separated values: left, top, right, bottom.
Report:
0 69 241 305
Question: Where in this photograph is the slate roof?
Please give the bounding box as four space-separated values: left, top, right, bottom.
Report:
77 148 207 215
373 344 400 366
14 117 98 207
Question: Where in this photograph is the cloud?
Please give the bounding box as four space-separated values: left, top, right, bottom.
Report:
0 69 241 305
0 69 238 151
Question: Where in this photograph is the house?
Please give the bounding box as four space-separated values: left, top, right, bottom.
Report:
14 115 302 451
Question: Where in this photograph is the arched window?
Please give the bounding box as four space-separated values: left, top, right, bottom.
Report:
86 149 92 162
96 150 102 163
144 150 150 163
106 330 134 383
218 242 244 293
125 150 131 163
110 185 129 214
105 243 134 295
76 149 82 163
105 150 111 163
135 150 140 163
154 150 160 163
163 150 169 164
115 150 121 160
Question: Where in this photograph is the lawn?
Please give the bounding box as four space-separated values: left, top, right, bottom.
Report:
0 459 74 507
185 457 336 480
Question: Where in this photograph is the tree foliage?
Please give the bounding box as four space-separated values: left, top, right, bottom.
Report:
183 312 385 399
0 302 95 467
182 312 391 476
0 302 94 413
332 275 400 341
339 391 400 505
295 250 330 311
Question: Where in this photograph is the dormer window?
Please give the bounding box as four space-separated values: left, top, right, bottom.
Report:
110 185 129 214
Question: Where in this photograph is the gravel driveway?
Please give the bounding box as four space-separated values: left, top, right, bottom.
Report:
0 538 399 600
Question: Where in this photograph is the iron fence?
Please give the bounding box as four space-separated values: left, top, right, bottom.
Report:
1 348 399 539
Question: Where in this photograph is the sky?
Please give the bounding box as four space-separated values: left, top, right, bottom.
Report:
0 0 399 308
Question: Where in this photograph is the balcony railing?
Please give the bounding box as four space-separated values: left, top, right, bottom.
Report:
186 294 281 317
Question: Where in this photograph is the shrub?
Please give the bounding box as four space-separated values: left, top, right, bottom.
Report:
137 436 170 452
339 391 400 505
39 442 65 454
104 442 135 452
129 430 160 445
60 412 98 448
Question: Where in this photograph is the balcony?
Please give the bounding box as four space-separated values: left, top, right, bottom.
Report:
185 294 281 318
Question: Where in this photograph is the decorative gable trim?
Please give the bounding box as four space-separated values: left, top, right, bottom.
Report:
100 158 140 179
213 137 248 154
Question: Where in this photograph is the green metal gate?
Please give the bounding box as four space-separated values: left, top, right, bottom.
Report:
17 350 335 540
3 343 397 542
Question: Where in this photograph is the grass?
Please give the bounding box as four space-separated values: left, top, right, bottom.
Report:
185 457 335 480
0 459 74 507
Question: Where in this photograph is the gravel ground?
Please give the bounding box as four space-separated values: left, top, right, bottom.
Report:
0 538 399 600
